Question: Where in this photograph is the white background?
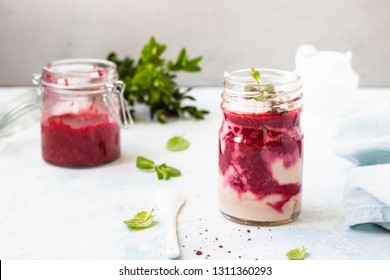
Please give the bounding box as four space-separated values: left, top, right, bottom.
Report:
0 0 389 86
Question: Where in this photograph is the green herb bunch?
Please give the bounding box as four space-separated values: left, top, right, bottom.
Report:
107 37 209 123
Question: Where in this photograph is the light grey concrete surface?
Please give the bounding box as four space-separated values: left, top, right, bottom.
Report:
0 0 389 86
1 87 390 260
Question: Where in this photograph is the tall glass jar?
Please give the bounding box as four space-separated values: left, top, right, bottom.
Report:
219 68 303 226
34 59 132 167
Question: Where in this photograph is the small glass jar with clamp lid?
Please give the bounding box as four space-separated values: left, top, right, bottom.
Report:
34 58 132 167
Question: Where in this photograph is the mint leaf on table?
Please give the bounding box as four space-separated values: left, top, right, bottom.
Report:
166 136 190 152
136 156 155 169
123 209 155 229
156 163 181 180
155 163 182 180
136 156 181 180
286 246 307 260
156 166 169 180
107 36 209 123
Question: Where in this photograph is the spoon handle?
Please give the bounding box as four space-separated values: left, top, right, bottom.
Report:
166 213 180 259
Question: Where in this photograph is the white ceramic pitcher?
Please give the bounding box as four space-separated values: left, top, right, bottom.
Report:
294 44 359 120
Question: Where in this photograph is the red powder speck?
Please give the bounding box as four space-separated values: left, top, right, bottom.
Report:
195 250 203 256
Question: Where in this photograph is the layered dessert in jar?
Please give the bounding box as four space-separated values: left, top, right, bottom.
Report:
219 68 303 225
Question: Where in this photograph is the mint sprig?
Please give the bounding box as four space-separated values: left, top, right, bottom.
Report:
246 67 276 100
124 209 155 229
136 156 181 180
286 246 307 260
166 136 190 152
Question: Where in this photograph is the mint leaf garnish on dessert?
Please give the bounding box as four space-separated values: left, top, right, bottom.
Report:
261 84 275 93
286 246 307 260
166 136 190 152
123 209 155 229
251 66 260 85
136 156 181 180
246 67 276 100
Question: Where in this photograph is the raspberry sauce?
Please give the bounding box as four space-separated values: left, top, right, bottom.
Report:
41 112 120 167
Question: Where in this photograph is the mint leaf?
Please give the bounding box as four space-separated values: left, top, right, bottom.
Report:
244 85 258 91
136 156 155 169
253 95 271 102
286 246 307 260
166 136 190 152
123 209 155 229
250 66 260 84
159 163 181 177
156 166 169 180
262 84 275 93
136 156 181 180
156 163 181 180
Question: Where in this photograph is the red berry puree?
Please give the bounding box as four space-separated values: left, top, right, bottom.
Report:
219 107 303 223
41 112 120 167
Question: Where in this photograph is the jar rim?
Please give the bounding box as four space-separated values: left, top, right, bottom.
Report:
40 58 118 90
224 68 300 87
222 68 302 113
223 68 302 100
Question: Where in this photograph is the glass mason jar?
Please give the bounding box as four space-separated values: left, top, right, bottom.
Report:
33 58 132 167
219 68 303 226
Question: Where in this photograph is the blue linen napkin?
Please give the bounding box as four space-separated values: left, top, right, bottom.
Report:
331 106 390 230
331 107 390 166
345 165 390 230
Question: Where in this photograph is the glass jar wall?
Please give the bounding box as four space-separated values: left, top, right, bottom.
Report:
219 68 304 226
37 59 131 167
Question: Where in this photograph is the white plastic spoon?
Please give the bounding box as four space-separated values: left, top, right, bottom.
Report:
151 188 186 259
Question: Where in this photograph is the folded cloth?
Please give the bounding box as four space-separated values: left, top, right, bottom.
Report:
331 107 390 166
331 105 390 230
345 165 390 230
